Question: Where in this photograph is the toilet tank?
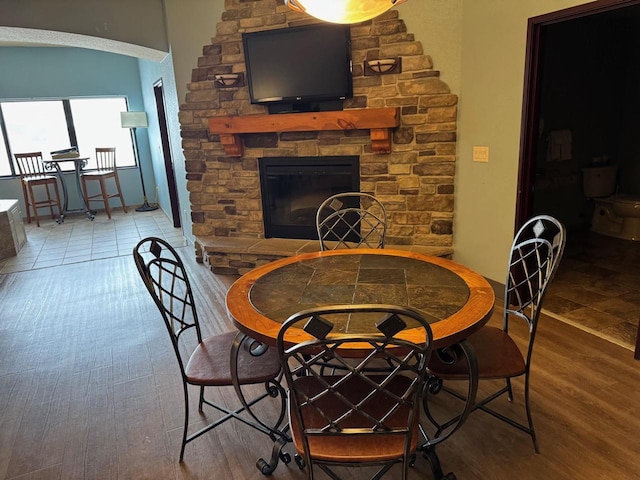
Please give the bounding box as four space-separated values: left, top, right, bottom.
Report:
582 165 618 198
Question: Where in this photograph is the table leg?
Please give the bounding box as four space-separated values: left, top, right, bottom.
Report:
420 338 479 480
73 160 95 221
50 163 69 224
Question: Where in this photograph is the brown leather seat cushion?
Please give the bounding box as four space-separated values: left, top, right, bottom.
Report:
185 331 281 386
428 326 526 380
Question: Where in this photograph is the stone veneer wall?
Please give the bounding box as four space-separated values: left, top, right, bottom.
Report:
178 0 458 268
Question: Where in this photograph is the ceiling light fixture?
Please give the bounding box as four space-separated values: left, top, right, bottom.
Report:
285 0 408 24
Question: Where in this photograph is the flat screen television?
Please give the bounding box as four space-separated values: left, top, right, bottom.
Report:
242 24 353 114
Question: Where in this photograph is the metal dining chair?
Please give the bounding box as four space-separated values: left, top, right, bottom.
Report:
81 147 127 219
316 192 387 250
14 152 62 227
277 303 434 480
426 215 566 453
133 237 286 462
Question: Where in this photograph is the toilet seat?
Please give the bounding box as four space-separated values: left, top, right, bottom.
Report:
610 194 640 206
593 193 640 241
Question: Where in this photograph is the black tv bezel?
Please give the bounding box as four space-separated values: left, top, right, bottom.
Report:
242 24 353 112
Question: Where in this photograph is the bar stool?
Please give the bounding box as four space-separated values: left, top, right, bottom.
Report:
81 147 127 219
14 152 62 227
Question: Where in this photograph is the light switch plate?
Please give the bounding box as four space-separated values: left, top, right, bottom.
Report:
473 146 489 162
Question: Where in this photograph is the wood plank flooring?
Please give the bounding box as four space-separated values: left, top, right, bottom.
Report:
1 248 639 479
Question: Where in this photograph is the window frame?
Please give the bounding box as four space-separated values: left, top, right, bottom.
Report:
0 96 139 177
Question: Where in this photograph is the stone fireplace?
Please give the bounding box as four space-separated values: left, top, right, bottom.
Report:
179 0 458 275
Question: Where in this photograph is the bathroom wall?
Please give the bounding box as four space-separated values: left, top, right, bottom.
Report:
533 10 640 229
617 19 640 196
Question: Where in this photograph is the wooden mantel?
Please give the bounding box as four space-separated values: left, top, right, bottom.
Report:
208 107 400 157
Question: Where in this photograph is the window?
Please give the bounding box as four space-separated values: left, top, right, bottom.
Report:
1 97 137 175
70 98 136 170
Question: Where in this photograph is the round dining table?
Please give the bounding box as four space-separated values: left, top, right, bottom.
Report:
226 248 495 349
225 248 496 478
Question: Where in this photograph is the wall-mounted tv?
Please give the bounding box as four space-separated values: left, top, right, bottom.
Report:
242 24 353 114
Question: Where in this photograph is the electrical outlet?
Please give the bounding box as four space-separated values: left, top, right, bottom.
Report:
473 146 489 162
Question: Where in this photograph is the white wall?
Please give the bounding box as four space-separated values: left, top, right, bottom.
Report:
453 0 586 281
0 0 169 53
396 0 462 94
164 0 224 106
395 0 588 281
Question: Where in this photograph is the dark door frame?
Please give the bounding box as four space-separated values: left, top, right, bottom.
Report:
516 0 640 230
153 79 181 228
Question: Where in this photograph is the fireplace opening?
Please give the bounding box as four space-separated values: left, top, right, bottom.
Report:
259 156 359 240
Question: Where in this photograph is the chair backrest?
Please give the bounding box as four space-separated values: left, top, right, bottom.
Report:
14 152 47 178
133 237 202 377
316 192 387 250
95 147 117 172
504 215 566 362
277 304 433 469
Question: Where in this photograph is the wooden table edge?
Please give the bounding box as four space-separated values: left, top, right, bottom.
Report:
226 248 495 349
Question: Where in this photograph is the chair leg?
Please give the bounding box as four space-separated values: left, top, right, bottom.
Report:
180 383 190 462
44 183 56 219
81 176 90 211
506 378 514 401
21 182 32 224
100 178 112 219
27 183 41 227
113 174 127 213
523 373 539 453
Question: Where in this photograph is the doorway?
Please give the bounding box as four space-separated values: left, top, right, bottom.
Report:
517 0 640 225
517 0 640 351
153 79 181 228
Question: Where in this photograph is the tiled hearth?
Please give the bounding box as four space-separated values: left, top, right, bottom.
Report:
196 235 453 275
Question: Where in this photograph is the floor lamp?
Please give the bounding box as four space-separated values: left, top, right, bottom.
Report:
120 111 158 212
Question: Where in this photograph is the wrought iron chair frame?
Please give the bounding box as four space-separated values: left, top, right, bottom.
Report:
133 237 286 462
425 215 566 453
277 304 434 480
316 192 387 250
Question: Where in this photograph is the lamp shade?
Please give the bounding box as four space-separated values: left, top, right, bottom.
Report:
286 0 407 24
120 111 148 128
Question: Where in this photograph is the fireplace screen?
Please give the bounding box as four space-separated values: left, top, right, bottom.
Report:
259 156 359 240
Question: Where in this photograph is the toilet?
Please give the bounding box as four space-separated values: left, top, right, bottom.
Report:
583 165 640 241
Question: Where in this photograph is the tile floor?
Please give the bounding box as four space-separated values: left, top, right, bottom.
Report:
544 229 640 351
0 209 188 274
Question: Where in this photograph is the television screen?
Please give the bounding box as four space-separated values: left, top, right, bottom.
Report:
242 24 353 112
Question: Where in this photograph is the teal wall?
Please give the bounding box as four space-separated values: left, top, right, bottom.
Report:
138 52 192 237
0 46 155 216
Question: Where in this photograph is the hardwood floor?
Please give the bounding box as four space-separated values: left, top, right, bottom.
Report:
1 247 639 479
